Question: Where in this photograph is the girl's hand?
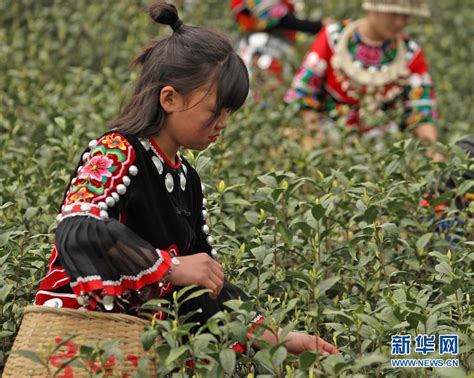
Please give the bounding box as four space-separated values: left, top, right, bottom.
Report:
284 332 339 355
167 253 224 299
258 330 339 355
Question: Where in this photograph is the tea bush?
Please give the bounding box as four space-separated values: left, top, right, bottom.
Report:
1 0 473 376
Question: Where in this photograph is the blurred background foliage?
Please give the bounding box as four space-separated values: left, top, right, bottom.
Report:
1 0 473 376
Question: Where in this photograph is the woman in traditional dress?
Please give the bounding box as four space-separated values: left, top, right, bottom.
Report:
284 0 440 152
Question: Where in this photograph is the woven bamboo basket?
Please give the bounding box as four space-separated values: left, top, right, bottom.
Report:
3 305 157 377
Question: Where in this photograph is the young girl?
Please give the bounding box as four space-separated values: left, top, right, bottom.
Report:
35 0 338 357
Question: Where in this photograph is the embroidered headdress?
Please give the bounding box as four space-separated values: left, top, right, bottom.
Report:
362 0 430 17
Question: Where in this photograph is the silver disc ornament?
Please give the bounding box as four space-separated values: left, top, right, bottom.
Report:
165 173 174 192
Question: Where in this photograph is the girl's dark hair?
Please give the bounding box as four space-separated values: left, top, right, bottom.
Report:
109 0 249 136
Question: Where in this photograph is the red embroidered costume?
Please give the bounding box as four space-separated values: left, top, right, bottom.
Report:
35 133 263 345
285 21 437 133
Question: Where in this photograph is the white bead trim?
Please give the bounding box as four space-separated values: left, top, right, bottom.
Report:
116 184 127 195
70 252 166 288
206 235 214 246
60 212 103 222
129 165 138 176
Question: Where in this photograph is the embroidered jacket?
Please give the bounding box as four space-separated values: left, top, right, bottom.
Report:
285 21 437 132
35 133 264 343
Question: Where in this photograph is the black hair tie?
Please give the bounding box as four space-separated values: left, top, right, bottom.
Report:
171 19 183 32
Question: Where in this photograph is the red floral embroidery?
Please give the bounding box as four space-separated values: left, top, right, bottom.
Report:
63 133 136 208
78 155 113 182
68 187 95 203
101 133 129 150
355 44 383 65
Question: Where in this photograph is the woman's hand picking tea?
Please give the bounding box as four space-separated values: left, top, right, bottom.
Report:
168 253 224 299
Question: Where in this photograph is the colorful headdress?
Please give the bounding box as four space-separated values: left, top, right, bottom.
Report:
362 0 430 17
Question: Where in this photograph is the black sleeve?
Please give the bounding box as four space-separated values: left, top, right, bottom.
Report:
56 217 172 300
273 12 323 34
53 132 173 310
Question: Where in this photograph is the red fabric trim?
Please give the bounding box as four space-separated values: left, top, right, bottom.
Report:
59 203 102 222
147 137 181 169
231 342 246 353
35 293 81 309
48 243 59 270
39 269 70 290
36 244 70 293
407 47 428 73
69 247 173 298
36 245 177 310
250 315 265 328
230 314 265 353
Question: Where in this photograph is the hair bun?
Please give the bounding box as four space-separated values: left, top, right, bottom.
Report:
149 0 181 30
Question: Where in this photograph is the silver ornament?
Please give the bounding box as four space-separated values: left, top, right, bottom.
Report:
367 66 378 74
102 295 114 311
112 192 120 202
152 156 163 174
82 152 90 162
100 210 109 220
44 298 63 308
116 184 127 195
201 183 206 194
206 235 214 246
63 205 73 213
105 196 115 207
56 214 63 222
80 204 91 212
211 249 218 258
202 209 208 220
202 224 210 234
165 173 174 192
202 198 207 207
140 138 151 150
180 173 186 191
122 176 131 186
88 139 98 149
98 201 107 210
129 165 138 176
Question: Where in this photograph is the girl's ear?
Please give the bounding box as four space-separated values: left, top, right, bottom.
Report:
160 86 182 113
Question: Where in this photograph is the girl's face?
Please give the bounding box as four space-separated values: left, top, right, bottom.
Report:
160 85 230 151
367 11 411 41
